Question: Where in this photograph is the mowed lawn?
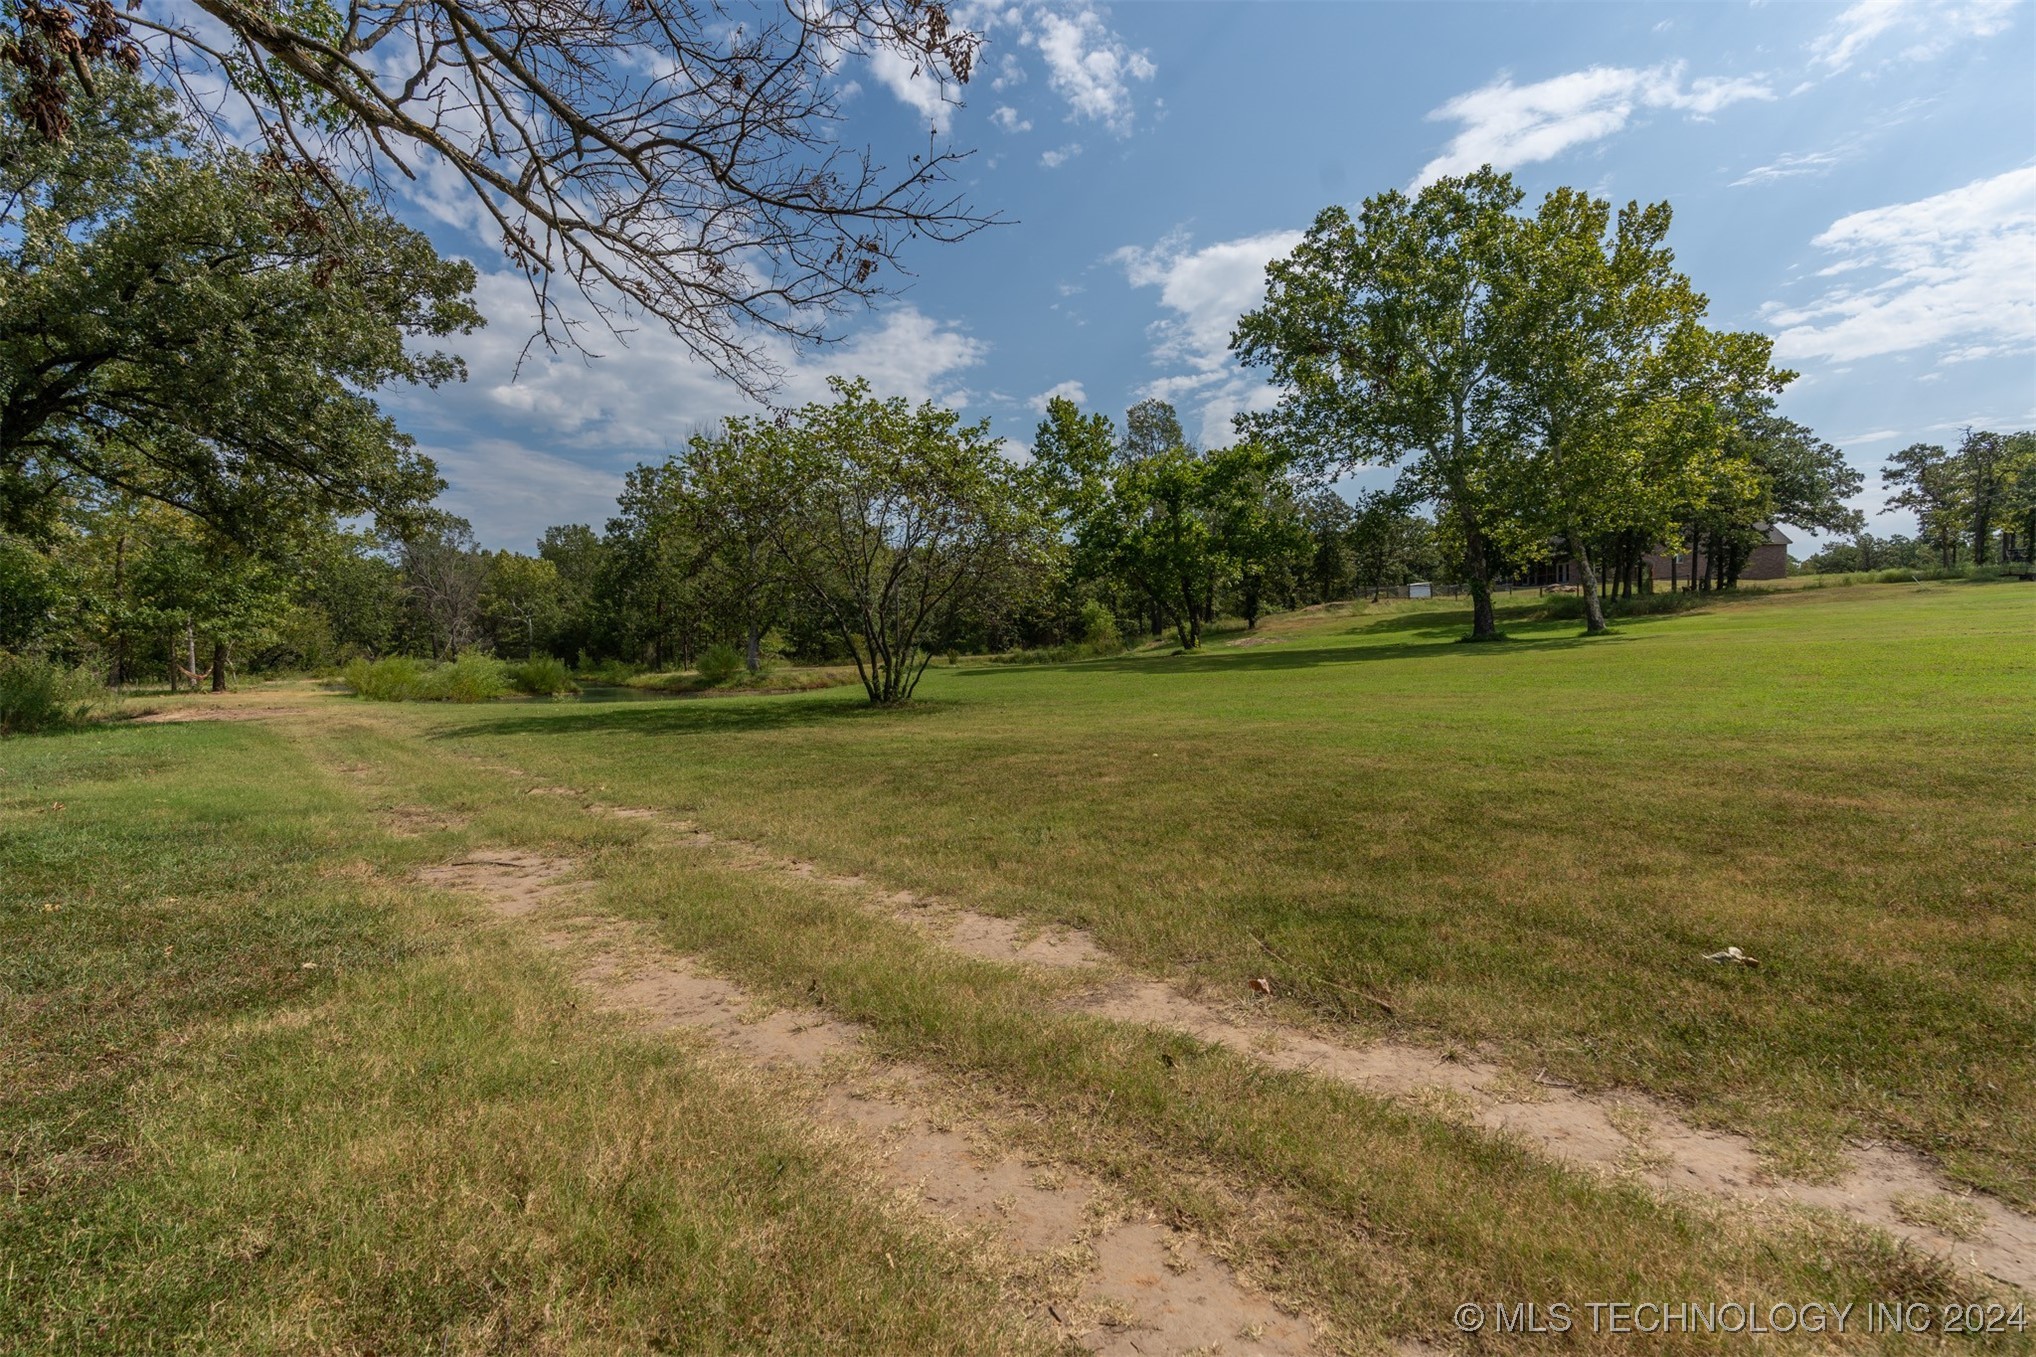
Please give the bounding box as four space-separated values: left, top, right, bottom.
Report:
434 580 2036 1206
6 579 2032 1354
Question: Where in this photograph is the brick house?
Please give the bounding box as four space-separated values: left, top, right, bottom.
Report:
1514 523 1792 589
1643 523 1791 588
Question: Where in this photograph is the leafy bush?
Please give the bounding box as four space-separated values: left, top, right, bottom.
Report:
418 655 510 703
1077 600 1122 650
0 653 112 735
988 607 1128 666
696 642 745 685
509 655 577 696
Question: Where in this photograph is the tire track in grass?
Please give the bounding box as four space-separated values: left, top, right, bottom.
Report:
414 849 1322 1357
506 783 2036 1297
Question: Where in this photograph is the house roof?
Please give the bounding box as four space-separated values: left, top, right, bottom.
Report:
1757 522 1791 546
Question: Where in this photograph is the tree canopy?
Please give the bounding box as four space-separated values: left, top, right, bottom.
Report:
0 73 478 542
4 0 990 387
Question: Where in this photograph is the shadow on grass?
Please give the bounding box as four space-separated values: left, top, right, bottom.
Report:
432 689 949 741
953 627 1631 680
1346 597 1714 638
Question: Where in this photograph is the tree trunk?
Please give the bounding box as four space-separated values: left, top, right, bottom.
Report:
187 622 201 690
109 533 128 688
1459 508 1498 640
212 641 228 693
1566 526 1606 633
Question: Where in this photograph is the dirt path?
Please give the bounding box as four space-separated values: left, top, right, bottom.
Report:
416 849 1321 1357
494 784 2035 1297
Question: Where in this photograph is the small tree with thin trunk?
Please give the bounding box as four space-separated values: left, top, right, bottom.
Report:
762 378 1044 705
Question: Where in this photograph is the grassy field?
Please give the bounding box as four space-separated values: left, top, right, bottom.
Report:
451 580 2036 1202
4 580 2031 1353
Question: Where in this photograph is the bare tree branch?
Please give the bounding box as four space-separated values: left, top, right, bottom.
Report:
7 0 993 393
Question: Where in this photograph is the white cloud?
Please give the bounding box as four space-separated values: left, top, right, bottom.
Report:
1112 228 1305 444
426 437 627 549
1732 147 1848 187
1416 62 1773 186
1040 143 1082 169
962 2 1155 134
1029 379 1088 412
1764 165 2036 364
1114 229 1305 375
868 47 953 130
389 272 987 545
1025 5 1157 135
991 105 1032 133
1811 0 2020 72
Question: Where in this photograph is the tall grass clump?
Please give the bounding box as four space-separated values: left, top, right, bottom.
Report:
695 642 745 686
508 655 577 696
416 655 510 703
341 656 429 701
0 653 113 735
342 655 511 703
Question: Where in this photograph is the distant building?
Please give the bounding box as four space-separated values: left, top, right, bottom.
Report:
1512 524 1792 590
1644 524 1791 587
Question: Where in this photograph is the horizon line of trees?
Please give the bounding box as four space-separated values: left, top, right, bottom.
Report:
10 388 2028 703
5 76 2031 709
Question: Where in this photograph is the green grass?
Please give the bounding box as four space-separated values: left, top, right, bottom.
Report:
6 580 2031 1353
428 581 2036 1205
0 717 1048 1355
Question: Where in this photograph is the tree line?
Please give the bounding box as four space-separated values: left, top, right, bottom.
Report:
6 76 2031 710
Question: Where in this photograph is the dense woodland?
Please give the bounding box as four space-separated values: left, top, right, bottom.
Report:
2 74 2032 708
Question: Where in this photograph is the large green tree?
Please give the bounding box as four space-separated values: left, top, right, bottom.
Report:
1203 443 1309 629
679 423 798 674
1234 168 1524 639
1082 444 1228 651
1882 442 1964 569
0 73 478 543
1492 190 1786 631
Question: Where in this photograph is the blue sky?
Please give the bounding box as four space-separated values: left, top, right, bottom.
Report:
378 0 2036 551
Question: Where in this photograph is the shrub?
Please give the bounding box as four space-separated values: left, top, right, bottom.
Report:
340 656 428 701
988 606 1128 666
509 655 577 696
418 655 511 703
696 642 745 686
0 653 113 735
1077 600 1122 651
